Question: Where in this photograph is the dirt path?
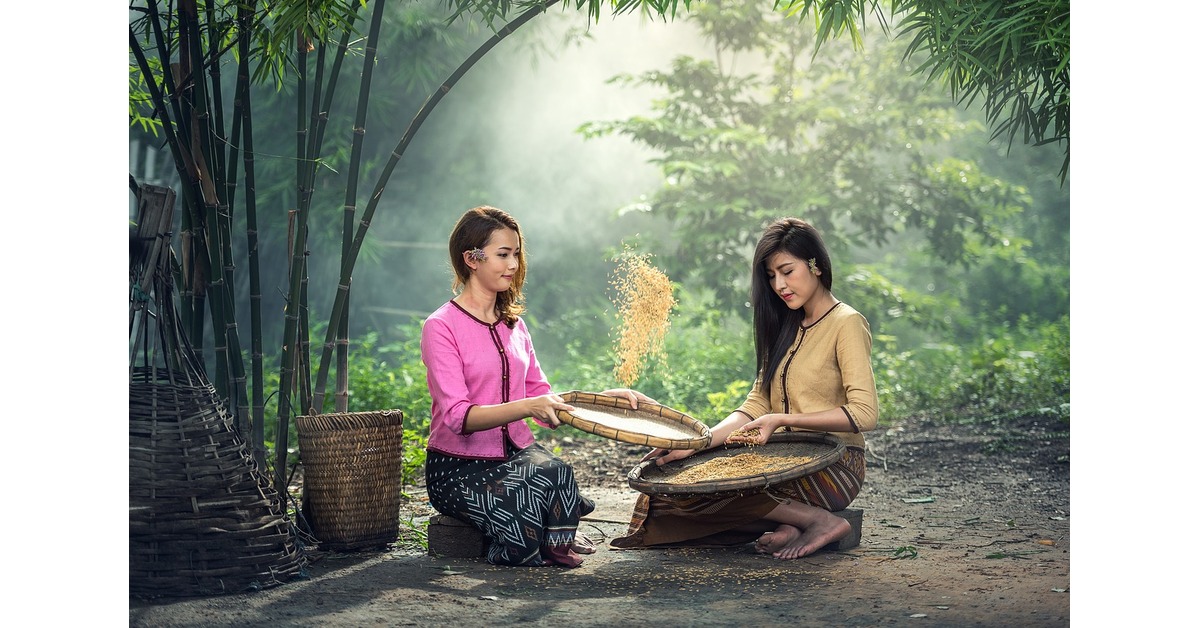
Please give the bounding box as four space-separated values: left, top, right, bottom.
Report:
129 416 1070 626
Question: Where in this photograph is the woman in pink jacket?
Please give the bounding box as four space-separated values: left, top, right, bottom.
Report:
421 206 650 567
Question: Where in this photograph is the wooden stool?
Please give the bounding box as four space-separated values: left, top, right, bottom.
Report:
427 514 486 558
824 508 863 551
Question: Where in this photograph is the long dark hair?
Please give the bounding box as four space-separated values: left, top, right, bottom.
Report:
750 217 834 388
448 206 527 326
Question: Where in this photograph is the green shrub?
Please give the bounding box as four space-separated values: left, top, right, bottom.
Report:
254 310 1068 484
341 327 432 485
260 324 432 486
874 314 1069 425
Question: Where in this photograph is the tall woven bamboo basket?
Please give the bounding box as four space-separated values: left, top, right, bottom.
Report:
129 367 308 596
296 410 405 551
129 184 306 598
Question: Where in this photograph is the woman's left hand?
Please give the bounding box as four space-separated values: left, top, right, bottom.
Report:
726 414 786 445
601 388 658 410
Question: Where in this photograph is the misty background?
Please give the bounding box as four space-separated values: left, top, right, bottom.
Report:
128 1 1069 417
131 10 717 365
352 13 708 336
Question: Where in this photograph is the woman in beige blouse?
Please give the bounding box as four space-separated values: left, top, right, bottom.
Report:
612 217 879 559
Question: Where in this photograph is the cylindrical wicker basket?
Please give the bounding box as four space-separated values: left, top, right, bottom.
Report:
296 410 405 551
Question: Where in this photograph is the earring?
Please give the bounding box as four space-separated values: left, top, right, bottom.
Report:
466 248 487 263
808 258 820 275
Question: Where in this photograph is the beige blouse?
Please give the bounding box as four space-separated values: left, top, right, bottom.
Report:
735 302 879 449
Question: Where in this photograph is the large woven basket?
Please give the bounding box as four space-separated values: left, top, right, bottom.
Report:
129 366 307 597
296 410 405 551
556 391 711 450
129 184 307 597
627 431 845 497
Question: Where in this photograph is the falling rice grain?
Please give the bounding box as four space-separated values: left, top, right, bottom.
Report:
609 248 676 386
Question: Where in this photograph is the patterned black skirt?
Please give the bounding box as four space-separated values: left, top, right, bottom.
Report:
425 442 596 566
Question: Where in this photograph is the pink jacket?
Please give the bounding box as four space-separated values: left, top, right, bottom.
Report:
420 301 552 459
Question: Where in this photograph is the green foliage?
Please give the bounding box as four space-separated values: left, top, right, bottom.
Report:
128 58 162 135
894 0 1070 180
837 264 949 346
579 3 1029 315
445 0 696 27
337 328 433 485
245 0 365 87
396 514 430 552
261 324 433 485
643 303 757 422
773 0 1070 181
873 314 1069 425
777 1 885 51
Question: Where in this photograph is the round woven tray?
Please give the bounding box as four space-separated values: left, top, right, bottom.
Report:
556 391 712 450
627 431 845 496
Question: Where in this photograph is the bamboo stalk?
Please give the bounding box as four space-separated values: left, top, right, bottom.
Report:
180 0 235 402
198 0 251 433
312 0 561 408
129 16 211 364
232 0 268 468
296 29 330 416
264 5 367 419
224 55 249 435
334 0 385 414
204 0 250 425
274 24 319 496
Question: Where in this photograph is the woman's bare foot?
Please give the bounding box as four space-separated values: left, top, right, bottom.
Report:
572 534 597 555
757 513 851 560
755 523 801 554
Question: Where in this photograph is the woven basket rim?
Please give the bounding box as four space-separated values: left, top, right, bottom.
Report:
297 409 404 421
296 409 404 434
556 391 712 450
626 431 845 496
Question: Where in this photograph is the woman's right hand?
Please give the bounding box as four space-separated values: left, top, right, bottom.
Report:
526 394 574 428
642 446 697 466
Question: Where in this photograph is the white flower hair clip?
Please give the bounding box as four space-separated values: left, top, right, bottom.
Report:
466 247 487 263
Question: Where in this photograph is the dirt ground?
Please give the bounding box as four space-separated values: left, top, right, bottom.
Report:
129 415 1070 627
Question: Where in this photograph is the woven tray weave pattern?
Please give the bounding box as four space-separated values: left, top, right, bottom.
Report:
556 391 711 450
627 431 845 497
129 367 307 597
